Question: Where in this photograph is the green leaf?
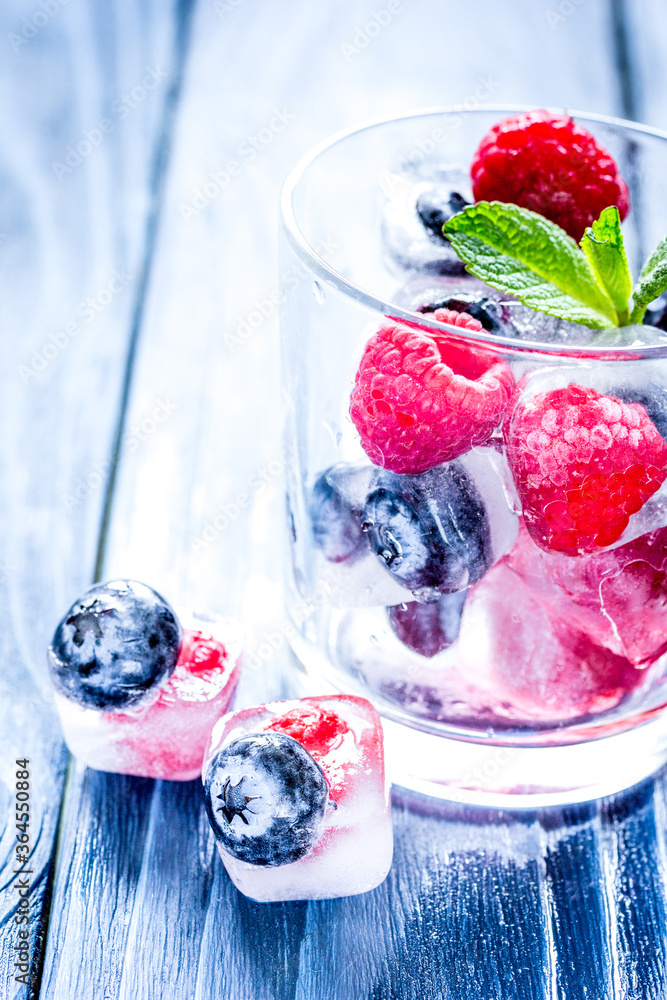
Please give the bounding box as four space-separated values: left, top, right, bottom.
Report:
630 234 667 323
580 206 631 323
444 201 618 329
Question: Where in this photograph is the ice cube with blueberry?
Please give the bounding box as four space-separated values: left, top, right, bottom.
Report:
48 579 242 779
203 694 392 901
309 462 411 608
380 167 472 276
392 274 520 339
362 448 518 603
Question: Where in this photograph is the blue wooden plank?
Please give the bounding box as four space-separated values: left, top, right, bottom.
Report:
41 767 155 999
0 0 191 996
541 804 614 999
602 777 667 1000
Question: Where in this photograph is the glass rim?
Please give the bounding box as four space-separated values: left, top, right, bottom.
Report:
280 103 667 361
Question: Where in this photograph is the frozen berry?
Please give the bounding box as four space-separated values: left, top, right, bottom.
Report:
505 384 667 554
471 110 630 241
310 464 369 562
266 705 347 756
415 188 469 242
350 320 514 474
204 732 328 867
362 464 491 600
49 579 182 711
388 590 467 657
174 628 228 675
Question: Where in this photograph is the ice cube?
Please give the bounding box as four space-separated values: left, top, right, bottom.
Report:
380 169 471 276
508 520 667 667
457 559 645 722
53 609 242 780
203 695 392 901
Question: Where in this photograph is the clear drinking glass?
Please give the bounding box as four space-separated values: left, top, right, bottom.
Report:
279 106 667 806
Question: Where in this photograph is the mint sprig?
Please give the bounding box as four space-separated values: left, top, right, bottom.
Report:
443 201 667 330
580 207 631 325
630 235 667 323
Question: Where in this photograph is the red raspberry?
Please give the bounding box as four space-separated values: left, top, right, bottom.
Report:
471 110 630 241
176 629 227 673
349 310 514 474
505 384 667 554
266 706 347 755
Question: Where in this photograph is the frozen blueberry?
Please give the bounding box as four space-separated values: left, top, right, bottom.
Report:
415 188 469 243
419 293 514 337
48 579 182 711
362 464 491 601
310 464 370 563
205 732 328 867
388 590 467 657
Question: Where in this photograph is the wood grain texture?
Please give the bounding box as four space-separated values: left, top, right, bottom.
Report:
0 1 189 996
18 0 667 997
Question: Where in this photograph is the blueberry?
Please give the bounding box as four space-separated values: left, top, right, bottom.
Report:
415 189 469 243
419 293 514 337
362 464 491 601
388 590 467 657
310 464 369 563
48 579 182 711
204 732 328 867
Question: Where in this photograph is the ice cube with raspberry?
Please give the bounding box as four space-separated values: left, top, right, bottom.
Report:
504 373 667 555
457 558 645 722
203 695 392 901
508 519 667 668
48 580 242 779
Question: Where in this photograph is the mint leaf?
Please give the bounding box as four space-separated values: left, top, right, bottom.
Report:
630 235 667 323
444 201 618 329
580 206 631 323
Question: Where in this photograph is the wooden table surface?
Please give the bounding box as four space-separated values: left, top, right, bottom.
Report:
2 1 667 996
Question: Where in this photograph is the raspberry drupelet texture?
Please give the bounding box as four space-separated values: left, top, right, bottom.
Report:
471 110 630 241
349 311 514 475
505 384 667 554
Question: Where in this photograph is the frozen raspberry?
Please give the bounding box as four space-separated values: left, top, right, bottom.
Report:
350 315 514 474
505 384 667 554
175 629 227 674
266 706 347 756
471 110 630 241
